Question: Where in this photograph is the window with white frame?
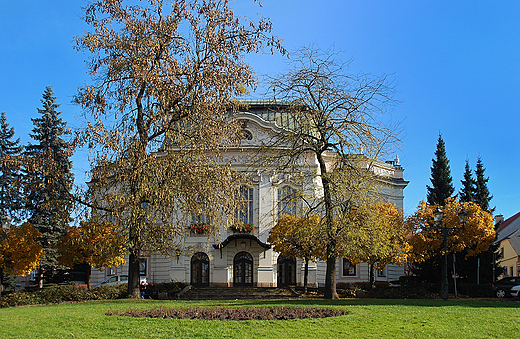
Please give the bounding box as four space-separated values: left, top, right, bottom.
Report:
278 186 297 218
235 187 254 224
342 258 356 276
377 267 386 277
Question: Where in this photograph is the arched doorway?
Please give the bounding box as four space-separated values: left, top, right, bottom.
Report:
233 251 253 286
277 256 296 287
191 252 210 286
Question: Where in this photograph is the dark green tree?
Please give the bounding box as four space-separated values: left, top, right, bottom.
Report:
426 134 454 206
0 112 24 222
474 157 492 212
459 156 498 284
459 160 475 203
24 86 74 287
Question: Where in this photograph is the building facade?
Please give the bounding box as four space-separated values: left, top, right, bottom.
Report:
91 102 409 287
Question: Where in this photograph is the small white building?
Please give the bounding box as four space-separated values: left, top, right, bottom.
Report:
91 101 408 288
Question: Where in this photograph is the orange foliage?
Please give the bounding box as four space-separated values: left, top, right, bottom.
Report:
268 214 321 261
407 198 495 262
58 220 126 270
0 222 43 276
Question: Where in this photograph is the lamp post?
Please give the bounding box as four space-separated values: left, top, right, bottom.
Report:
433 206 468 301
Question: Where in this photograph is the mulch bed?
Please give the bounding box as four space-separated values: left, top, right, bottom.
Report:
106 306 348 320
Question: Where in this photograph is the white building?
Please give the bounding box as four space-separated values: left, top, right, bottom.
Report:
91 101 408 288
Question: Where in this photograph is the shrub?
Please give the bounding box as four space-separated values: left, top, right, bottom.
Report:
0 283 127 307
154 282 187 298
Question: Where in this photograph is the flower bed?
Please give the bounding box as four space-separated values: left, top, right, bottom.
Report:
106 306 347 320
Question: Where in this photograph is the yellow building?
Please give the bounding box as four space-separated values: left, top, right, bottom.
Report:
496 212 520 277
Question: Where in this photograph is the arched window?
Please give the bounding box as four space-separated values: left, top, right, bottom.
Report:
233 251 253 286
191 252 210 286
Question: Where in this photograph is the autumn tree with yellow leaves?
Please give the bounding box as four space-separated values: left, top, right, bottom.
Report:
0 222 43 297
336 202 411 287
268 214 321 293
74 0 283 297
407 198 495 267
58 220 127 289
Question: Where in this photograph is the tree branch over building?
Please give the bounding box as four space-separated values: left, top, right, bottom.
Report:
73 0 284 298
257 46 400 299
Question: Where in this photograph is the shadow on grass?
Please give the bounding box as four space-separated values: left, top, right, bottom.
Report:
171 297 520 309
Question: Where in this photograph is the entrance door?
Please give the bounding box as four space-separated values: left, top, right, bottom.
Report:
277 256 296 286
233 251 253 286
191 252 210 286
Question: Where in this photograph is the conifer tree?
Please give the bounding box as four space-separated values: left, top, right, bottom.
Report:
24 86 73 286
426 134 454 206
459 160 475 203
0 112 23 222
474 157 492 212
461 156 497 284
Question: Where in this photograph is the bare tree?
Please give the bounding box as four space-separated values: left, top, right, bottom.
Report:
74 0 284 298
260 46 399 299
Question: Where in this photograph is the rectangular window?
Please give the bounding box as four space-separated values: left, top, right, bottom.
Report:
109 266 117 276
139 258 147 276
377 267 386 277
504 266 509 276
236 187 254 224
342 258 356 276
278 186 297 218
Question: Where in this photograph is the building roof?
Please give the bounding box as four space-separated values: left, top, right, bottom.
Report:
508 228 520 255
496 211 520 243
213 233 271 250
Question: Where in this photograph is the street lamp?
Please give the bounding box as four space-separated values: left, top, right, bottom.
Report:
433 206 468 301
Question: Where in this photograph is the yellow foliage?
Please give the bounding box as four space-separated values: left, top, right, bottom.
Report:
58 220 127 270
0 222 43 276
407 198 495 262
336 202 411 268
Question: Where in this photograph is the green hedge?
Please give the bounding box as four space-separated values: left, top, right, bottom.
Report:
336 279 494 299
0 283 127 308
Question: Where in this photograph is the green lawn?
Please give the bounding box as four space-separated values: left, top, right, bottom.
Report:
0 298 518 338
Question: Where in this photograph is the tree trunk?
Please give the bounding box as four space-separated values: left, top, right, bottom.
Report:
38 269 44 289
127 250 141 298
303 256 309 294
0 268 4 298
86 265 92 290
369 263 375 289
317 152 339 300
324 252 338 299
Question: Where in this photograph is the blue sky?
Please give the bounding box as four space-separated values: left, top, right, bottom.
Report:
1 1 519 219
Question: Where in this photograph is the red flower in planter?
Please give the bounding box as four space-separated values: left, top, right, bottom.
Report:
189 223 211 235
229 222 254 233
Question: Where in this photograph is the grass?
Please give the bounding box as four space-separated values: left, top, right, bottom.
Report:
1 298 519 338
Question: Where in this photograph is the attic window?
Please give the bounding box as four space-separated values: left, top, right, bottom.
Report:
241 130 253 140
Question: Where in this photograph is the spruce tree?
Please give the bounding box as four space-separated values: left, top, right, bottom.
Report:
0 112 24 222
426 134 454 206
459 160 475 203
474 157 492 212
24 86 73 286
